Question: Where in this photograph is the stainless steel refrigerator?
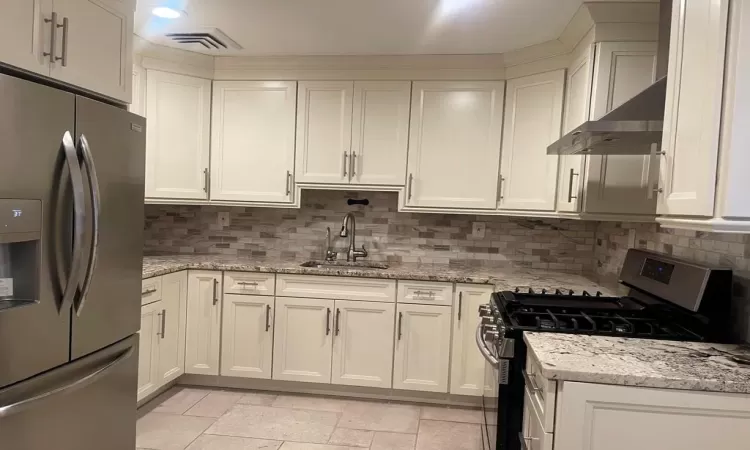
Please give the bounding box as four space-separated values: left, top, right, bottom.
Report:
0 73 145 449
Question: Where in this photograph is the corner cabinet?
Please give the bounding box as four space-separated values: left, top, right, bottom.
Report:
405 81 505 210
210 81 297 204
499 70 565 212
145 70 212 201
185 271 223 375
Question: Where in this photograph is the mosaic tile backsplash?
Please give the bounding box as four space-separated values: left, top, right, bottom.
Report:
144 190 597 271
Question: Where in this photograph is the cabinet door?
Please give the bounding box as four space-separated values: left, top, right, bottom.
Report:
221 294 273 379
211 81 297 203
331 300 395 389
659 0 729 217
585 42 659 215
295 81 354 184
406 81 505 209
145 71 211 200
129 64 145 116
50 0 132 102
557 48 593 213
185 271 222 376
137 301 161 402
393 303 451 393
499 70 565 211
522 389 553 450
158 271 187 385
350 81 411 186
450 284 493 396
555 382 750 450
272 297 334 383
0 0 51 76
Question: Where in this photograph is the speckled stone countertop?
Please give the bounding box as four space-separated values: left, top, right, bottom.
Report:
524 333 750 394
142 255 622 295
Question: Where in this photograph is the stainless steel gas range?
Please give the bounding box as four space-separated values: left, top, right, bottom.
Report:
476 249 734 450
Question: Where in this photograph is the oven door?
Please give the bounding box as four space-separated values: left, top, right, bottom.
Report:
477 324 499 450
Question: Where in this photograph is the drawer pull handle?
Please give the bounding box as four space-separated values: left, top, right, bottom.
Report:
522 369 542 392
141 288 157 296
413 290 435 298
238 281 258 287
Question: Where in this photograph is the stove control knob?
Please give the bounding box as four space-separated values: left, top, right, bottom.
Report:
478 304 491 315
481 316 495 325
484 329 500 342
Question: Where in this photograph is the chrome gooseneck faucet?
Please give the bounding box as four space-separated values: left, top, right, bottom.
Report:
340 212 368 262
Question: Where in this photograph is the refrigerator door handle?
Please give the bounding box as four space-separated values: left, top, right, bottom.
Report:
74 134 101 316
60 131 86 312
0 346 133 419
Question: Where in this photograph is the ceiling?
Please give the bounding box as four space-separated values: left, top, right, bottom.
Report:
134 0 588 56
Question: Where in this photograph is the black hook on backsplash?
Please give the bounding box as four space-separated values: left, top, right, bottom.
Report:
347 198 369 206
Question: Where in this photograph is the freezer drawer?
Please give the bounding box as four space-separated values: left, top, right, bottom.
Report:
0 335 138 450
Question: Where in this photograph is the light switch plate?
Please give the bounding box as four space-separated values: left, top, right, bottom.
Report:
472 222 486 239
218 212 230 227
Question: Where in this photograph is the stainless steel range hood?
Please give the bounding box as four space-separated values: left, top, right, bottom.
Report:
547 0 671 156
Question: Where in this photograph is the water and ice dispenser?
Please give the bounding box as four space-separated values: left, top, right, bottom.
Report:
0 199 41 308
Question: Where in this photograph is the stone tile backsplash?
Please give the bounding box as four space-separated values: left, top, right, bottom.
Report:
144 190 597 271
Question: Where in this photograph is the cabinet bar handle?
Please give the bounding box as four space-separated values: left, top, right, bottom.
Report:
335 308 341 336
43 13 58 64
458 292 463 321
351 152 357 177
238 281 258 287
212 279 219 305
398 312 403 341
141 288 157 296
407 174 414 200
499 176 505 200
567 168 579 202
343 152 348 178
160 309 166 339
203 168 209 193
286 170 292 195
58 17 69 66
265 305 271 332
326 307 331 336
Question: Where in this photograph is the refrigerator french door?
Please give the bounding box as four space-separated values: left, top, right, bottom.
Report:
0 73 145 450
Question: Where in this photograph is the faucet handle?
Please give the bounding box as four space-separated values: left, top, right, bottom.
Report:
359 245 368 257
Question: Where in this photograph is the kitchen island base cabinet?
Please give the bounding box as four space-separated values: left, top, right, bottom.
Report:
331 300 395 389
450 284 494 396
185 271 223 376
221 294 274 379
555 382 750 450
393 303 451 393
272 297 334 384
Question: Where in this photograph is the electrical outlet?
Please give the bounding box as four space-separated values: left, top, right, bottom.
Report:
472 222 486 239
218 212 230 227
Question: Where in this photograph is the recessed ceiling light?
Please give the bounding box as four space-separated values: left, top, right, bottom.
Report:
152 6 181 19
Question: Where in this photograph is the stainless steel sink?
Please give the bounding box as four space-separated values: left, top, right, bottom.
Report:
300 260 389 270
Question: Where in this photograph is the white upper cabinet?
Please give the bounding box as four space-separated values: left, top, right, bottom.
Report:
130 64 145 116
585 42 658 215
211 81 297 204
0 0 51 76
221 294 274 379
145 70 212 201
185 271 222 376
350 81 411 186
659 0 729 217
499 70 565 211
450 284 493 396
295 81 354 184
406 81 505 210
49 0 133 102
331 300 395 389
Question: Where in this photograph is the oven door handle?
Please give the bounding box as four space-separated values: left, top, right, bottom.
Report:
475 324 499 367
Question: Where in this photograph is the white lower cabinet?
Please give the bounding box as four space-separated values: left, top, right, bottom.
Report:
221 294 274 379
331 300 395 389
185 271 223 376
522 388 553 450
272 296 334 383
137 301 161 401
158 271 188 384
450 284 493 396
393 303 452 393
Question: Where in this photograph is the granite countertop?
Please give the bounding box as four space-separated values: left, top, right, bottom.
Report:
142 255 622 295
524 332 750 394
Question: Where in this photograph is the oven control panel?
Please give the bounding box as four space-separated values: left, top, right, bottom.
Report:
640 257 675 284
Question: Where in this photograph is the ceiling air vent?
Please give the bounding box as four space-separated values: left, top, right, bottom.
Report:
165 28 242 52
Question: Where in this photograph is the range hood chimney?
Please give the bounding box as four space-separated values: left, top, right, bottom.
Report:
548 0 672 156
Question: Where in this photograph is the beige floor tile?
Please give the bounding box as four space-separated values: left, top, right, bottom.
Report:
337 402 420 433
237 392 279 406
415 420 482 450
420 406 484 423
278 443 359 450
135 412 216 450
185 391 244 417
151 388 210 414
205 404 339 443
272 394 349 413
185 434 282 450
370 432 417 450
327 428 374 447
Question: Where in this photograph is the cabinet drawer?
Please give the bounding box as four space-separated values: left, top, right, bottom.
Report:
276 274 396 303
524 354 556 433
141 277 162 306
224 272 275 296
397 281 453 306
